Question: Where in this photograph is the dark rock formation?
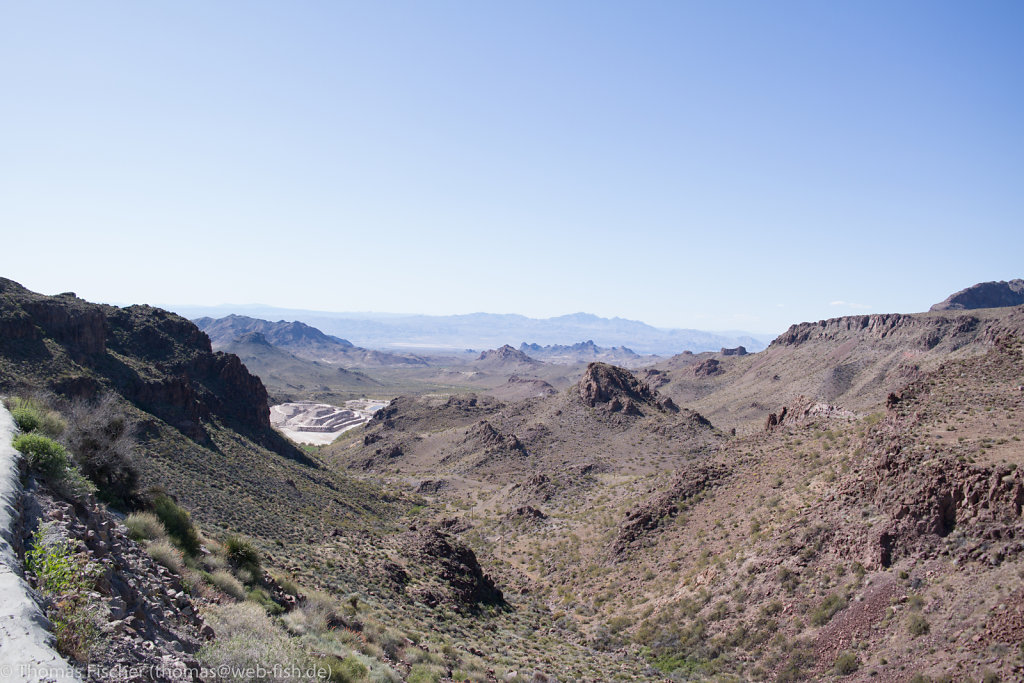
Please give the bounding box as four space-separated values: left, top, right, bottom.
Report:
720 346 748 356
0 279 286 453
930 279 1024 311
692 358 723 377
407 529 505 610
578 363 654 407
476 344 539 365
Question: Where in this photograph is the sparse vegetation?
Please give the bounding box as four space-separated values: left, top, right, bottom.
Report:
25 523 104 661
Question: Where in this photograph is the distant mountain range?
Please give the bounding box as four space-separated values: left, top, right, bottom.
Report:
195 314 427 366
173 306 771 356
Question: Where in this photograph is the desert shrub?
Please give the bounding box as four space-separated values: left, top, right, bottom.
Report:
810 593 847 626
146 539 184 573
907 612 930 636
14 433 69 475
247 586 285 615
10 400 41 432
322 654 368 683
199 602 313 678
407 664 444 683
153 494 200 555
283 590 338 635
225 535 261 575
208 569 246 600
125 512 166 542
833 651 859 675
64 394 139 506
6 396 67 436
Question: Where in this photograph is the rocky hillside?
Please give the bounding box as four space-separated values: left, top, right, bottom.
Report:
218 331 384 404
0 279 272 447
648 306 1024 432
930 278 1024 311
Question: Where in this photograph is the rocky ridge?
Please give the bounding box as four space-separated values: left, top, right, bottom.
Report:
930 279 1024 311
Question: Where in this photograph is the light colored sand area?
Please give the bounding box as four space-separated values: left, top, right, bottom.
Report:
270 399 388 445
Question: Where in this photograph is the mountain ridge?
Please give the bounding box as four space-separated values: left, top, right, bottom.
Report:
172 305 772 355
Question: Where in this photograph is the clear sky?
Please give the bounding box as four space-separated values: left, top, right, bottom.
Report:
2 1 1022 334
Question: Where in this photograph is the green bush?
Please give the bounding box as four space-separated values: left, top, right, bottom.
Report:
322 654 368 682
208 569 246 600
14 433 69 476
407 664 444 683
907 612 930 636
225 535 261 575
833 651 859 675
247 586 284 615
153 494 200 555
810 593 847 626
11 404 40 433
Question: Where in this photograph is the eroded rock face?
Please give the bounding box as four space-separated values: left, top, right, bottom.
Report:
463 420 525 455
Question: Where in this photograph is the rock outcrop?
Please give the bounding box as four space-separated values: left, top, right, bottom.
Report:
930 279 1024 311
405 528 505 611
475 345 539 366
578 362 668 415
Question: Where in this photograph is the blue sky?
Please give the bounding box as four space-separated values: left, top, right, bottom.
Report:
2 1 1021 334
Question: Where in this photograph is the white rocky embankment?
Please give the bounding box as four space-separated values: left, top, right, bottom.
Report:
0 403 83 682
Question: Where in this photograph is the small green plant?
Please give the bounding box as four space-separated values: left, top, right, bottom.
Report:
124 511 167 542
7 396 66 436
11 401 41 432
833 651 859 675
208 569 246 600
25 523 103 661
153 494 200 555
907 612 930 636
322 654 368 682
810 593 847 626
225 535 261 576
146 539 184 573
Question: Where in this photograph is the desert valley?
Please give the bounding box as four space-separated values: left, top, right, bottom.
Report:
2 278 1024 682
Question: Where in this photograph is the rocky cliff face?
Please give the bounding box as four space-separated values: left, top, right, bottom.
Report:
930 279 1024 311
0 279 272 444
